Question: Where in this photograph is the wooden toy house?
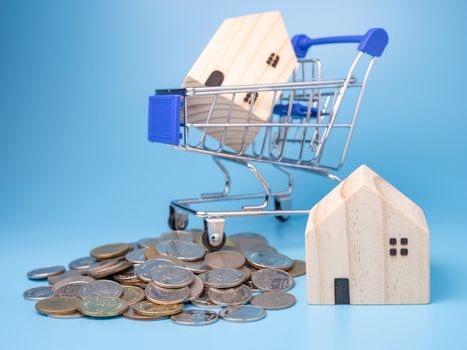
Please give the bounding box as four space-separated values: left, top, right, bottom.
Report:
305 165 430 304
182 11 297 151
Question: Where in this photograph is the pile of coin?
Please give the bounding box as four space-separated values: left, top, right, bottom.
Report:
24 230 306 325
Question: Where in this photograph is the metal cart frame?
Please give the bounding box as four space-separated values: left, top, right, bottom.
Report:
148 28 388 250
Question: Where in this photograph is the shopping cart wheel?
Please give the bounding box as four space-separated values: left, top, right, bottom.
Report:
168 206 189 231
202 230 226 251
274 195 292 222
202 218 226 251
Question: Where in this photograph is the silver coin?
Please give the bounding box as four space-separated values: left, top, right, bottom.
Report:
48 270 82 285
288 259 306 277
23 286 55 301
68 257 97 271
183 259 208 274
251 268 293 291
86 258 121 275
207 284 252 306
245 280 261 292
246 251 293 270
55 282 88 297
250 291 296 310
53 275 95 291
145 254 184 266
219 305 266 322
125 248 146 264
27 265 65 280
190 290 220 309
137 237 159 249
230 233 268 244
47 312 84 319
113 267 138 281
135 259 175 282
145 283 189 305
171 309 218 326
151 266 194 289
186 275 204 301
205 251 245 269
156 240 206 262
79 280 123 299
159 231 194 243
202 268 245 288
239 245 277 256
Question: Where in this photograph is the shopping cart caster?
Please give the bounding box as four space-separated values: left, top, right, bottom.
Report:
274 195 292 222
168 206 189 231
202 218 226 251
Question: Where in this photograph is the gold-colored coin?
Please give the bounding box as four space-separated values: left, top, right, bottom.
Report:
194 233 203 246
90 243 132 259
240 265 253 282
121 286 145 306
123 307 168 321
205 251 245 269
78 297 128 317
35 297 81 316
225 237 237 248
288 259 306 277
88 260 133 279
144 246 159 259
118 279 146 286
133 301 183 316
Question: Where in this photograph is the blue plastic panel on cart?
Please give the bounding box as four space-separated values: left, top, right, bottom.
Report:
148 95 180 145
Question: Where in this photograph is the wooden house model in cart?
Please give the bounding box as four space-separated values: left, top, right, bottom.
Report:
305 165 430 305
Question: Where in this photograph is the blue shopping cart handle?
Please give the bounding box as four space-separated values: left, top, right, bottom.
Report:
291 27 388 58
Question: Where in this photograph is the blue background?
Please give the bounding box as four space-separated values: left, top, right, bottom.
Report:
1 0 466 349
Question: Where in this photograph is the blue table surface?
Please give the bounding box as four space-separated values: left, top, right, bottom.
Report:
2 216 467 350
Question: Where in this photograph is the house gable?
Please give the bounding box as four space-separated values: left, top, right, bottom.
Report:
308 165 428 235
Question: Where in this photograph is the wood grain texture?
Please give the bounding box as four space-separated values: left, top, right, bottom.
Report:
182 11 297 151
305 165 430 304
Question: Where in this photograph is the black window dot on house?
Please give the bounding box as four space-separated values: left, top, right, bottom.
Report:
401 248 408 256
401 238 408 245
205 70 224 87
389 238 397 245
389 248 397 256
243 92 258 104
272 55 280 68
266 53 277 65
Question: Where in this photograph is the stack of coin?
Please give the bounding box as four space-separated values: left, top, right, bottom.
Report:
24 231 306 325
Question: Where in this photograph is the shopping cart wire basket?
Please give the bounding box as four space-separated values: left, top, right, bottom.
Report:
148 27 388 250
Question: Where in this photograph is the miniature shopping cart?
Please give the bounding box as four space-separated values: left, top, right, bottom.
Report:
148 28 388 250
